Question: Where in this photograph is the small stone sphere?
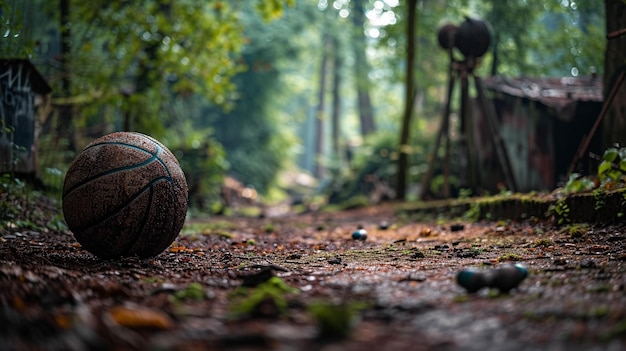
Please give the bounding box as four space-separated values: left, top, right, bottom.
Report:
62 132 188 259
490 263 528 293
352 229 368 241
456 267 488 293
378 221 389 230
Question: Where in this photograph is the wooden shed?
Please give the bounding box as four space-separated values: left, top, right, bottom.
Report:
0 59 52 176
474 76 603 192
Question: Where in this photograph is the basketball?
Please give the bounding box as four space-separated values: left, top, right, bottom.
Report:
62 132 188 259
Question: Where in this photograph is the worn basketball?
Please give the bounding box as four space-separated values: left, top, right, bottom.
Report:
62 132 188 259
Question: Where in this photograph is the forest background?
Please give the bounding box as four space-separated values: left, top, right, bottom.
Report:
0 0 615 215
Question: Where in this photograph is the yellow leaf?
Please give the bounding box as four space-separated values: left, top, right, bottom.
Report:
109 305 173 329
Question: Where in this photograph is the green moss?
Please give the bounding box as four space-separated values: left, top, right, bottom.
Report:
498 253 522 262
308 301 366 339
586 305 609 318
533 238 554 247
182 221 238 235
264 223 275 233
230 277 299 318
172 282 206 303
561 224 589 238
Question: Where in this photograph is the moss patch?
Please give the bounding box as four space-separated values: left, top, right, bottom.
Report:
398 188 626 225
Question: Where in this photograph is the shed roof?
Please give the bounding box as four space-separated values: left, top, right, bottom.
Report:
482 76 602 121
0 59 52 95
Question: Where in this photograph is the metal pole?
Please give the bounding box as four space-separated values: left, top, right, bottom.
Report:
474 75 517 192
420 56 456 200
567 68 626 176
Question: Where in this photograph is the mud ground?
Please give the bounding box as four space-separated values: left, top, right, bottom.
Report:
1 202 625 350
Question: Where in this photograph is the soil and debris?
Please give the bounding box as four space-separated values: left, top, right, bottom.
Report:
1 198 625 350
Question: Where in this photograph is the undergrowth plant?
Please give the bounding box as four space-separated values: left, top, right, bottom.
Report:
230 277 299 318
565 145 626 194
0 123 69 233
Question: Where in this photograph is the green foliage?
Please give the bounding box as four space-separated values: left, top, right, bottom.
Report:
321 130 424 205
170 130 228 213
256 0 295 21
0 174 27 223
308 301 366 339
203 2 308 195
547 199 571 226
0 176 62 232
17 0 608 205
37 118 76 195
171 282 206 303
597 146 626 187
563 145 626 197
230 277 299 318
573 147 626 221
61 0 249 137
46 213 68 232
21 0 294 212
533 238 554 247
563 173 596 194
560 223 589 238
0 0 33 56
464 202 482 222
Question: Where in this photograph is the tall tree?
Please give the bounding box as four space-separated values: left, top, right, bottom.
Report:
203 1 311 193
351 0 376 136
396 0 417 200
58 0 75 150
315 34 330 178
331 35 342 158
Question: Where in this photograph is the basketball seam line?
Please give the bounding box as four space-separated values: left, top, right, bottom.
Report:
63 143 168 197
122 185 154 257
85 141 171 177
71 176 173 232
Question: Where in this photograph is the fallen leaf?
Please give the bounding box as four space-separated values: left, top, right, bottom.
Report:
109 305 173 329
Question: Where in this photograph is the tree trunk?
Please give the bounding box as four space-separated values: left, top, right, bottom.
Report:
59 0 76 151
315 35 330 179
351 0 376 136
602 0 626 148
331 36 342 158
490 33 499 77
396 0 417 200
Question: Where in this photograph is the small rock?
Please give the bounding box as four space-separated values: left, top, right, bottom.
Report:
410 251 425 259
455 249 479 258
456 267 489 293
352 229 368 241
580 259 596 269
379 221 390 230
456 263 528 294
607 235 625 242
490 263 529 293
150 283 178 295
450 224 465 232
328 257 342 265
401 273 426 282
238 267 274 287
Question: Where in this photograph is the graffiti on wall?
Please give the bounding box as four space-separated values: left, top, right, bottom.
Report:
0 61 39 173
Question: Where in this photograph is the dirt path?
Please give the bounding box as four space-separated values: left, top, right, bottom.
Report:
1 203 625 350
